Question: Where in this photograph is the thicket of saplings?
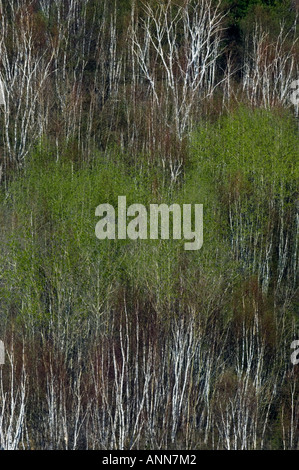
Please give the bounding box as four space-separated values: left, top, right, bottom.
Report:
0 107 298 449
0 0 298 450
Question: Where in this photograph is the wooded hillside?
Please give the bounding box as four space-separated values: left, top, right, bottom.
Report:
0 0 298 450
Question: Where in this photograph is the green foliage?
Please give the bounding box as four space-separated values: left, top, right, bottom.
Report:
0 144 182 329
190 106 298 295
191 106 298 185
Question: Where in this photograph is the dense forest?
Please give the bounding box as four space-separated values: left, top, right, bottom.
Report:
0 0 298 450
